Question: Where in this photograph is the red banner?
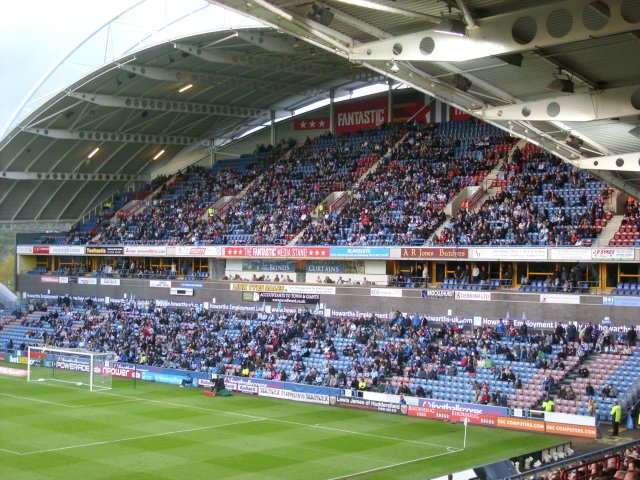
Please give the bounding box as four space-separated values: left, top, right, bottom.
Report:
335 96 387 134
450 107 471 121
33 246 50 255
294 118 330 130
224 246 329 258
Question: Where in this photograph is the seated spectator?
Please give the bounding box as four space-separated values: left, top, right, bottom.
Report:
180 374 193 388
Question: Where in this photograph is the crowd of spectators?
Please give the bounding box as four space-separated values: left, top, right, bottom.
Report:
5 297 636 418
299 122 510 246
211 127 398 244
432 147 607 246
529 444 640 480
50 120 524 248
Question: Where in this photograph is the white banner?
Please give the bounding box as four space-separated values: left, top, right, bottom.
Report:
471 247 547 260
175 246 222 257
49 245 85 255
591 248 635 261
123 246 167 256
454 291 491 301
540 294 581 305
100 278 121 286
150 280 172 288
78 277 98 285
16 245 33 254
370 288 403 297
258 387 329 405
548 248 592 260
544 411 596 427
58 277 69 284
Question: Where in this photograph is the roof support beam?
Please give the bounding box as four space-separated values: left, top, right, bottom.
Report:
68 92 270 119
568 152 640 172
347 0 639 62
474 85 640 122
173 41 342 77
118 64 326 97
0 171 147 181
24 128 201 146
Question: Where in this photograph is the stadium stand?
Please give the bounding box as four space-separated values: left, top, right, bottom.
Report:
433 144 611 247
299 121 513 246
3 300 639 423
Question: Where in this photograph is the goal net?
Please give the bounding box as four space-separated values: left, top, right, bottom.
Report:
27 346 115 392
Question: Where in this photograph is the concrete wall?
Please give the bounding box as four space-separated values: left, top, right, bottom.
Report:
17 275 638 327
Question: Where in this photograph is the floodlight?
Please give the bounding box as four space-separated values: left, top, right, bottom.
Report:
434 18 466 36
547 78 574 93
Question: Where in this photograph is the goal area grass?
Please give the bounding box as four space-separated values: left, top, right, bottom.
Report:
0 375 564 479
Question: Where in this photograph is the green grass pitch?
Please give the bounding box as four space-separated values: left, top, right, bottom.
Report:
0 375 564 479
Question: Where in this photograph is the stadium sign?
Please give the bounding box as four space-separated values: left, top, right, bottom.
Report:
231 283 336 294
370 288 402 297
175 246 221 257
244 291 321 305
591 248 635 260
400 247 468 259
471 247 547 260
259 387 329 404
85 246 124 255
602 296 640 307
422 289 454 298
329 247 389 258
225 246 329 258
330 396 402 414
454 291 491 301
123 246 167 256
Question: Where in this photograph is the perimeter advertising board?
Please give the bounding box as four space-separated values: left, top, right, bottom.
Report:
330 396 404 414
259 387 329 405
408 399 507 426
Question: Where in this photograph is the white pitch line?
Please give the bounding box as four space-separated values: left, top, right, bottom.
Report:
0 447 22 455
0 392 77 408
326 448 464 480
99 390 456 449
19 418 263 456
3 377 460 453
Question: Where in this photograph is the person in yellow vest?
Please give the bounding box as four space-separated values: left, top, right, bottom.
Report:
208 207 214 218
610 400 622 436
241 365 250 377
542 396 555 412
358 378 367 391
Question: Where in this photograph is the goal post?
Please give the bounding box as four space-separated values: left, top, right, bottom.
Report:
27 346 115 392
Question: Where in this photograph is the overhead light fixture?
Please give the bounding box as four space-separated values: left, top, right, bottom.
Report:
434 18 467 36
307 4 334 26
87 147 100 159
547 69 574 93
496 53 523 67
178 84 193 93
452 73 472 92
153 149 165 160
389 60 400 73
547 78 574 93
566 135 583 150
